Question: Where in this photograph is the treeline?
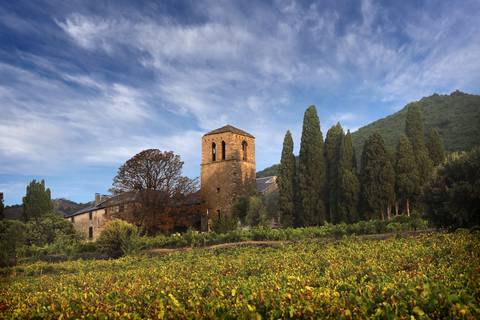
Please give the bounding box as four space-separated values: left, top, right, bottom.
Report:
277 104 447 227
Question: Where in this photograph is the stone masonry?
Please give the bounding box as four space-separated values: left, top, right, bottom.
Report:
200 125 256 224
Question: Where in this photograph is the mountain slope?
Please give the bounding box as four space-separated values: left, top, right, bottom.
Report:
257 91 480 178
351 91 480 158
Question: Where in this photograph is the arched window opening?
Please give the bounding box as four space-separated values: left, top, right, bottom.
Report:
242 141 248 161
212 142 216 161
221 141 226 160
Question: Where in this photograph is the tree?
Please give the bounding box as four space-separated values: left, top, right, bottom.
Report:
325 123 345 223
405 104 433 185
110 149 198 234
25 212 78 246
22 179 53 221
277 131 296 227
112 149 196 195
298 106 327 226
395 135 421 216
427 128 445 166
337 130 360 223
424 147 480 229
360 133 395 220
0 220 26 267
0 193 4 220
245 195 268 227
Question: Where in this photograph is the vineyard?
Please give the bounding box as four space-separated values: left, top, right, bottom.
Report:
1 231 479 319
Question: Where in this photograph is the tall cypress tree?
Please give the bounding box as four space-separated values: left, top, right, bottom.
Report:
298 105 327 226
405 104 433 185
277 130 296 227
360 133 395 220
22 179 53 221
427 128 445 166
337 130 360 223
325 123 345 223
395 135 421 216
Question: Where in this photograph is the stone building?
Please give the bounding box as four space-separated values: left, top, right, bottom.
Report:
201 125 256 224
66 191 204 240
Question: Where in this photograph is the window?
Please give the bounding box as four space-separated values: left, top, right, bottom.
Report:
216 187 220 193
212 142 216 161
242 141 248 161
119 205 124 212
88 226 93 239
89 212 92 220
217 210 221 220
71 216 75 223
221 141 226 160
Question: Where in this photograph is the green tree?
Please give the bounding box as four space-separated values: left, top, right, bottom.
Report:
22 179 53 221
298 106 327 226
360 133 396 220
427 128 445 166
0 220 26 267
337 131 360 223
325 123 345 223
0 193 4 220
424 147 480 229
231 196 250 225
277 131 296 227
395 135 421 216
245 195 268 227
25 212 78 246
405 105 433 185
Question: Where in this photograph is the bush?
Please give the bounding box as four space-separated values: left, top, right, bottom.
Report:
25 212 78 246
96 220 140 258
0 220 26 267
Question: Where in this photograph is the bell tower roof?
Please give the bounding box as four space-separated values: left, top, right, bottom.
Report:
203 124 254 138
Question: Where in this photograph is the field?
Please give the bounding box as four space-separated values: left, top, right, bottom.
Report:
1 231 479 319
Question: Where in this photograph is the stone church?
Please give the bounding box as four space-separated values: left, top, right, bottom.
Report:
201 125 256 224
67 124 276 238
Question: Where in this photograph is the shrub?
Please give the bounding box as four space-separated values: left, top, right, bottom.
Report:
25 212 78 246
0 220 26 267
96 220 140 258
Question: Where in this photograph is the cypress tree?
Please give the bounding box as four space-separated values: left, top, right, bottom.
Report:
277 130 296 227
337 130 360 223
427 128 445 166
325 123 345 223
22 179 53 221
360 133 395 220
395 135 421 216
298 105 327 226
405 104 433 184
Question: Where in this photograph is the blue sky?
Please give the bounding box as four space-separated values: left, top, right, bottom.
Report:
1 0 480 205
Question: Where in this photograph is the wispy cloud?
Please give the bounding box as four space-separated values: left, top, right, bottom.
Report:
0 0 479 204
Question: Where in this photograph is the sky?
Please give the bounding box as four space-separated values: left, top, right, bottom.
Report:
1 0 480 205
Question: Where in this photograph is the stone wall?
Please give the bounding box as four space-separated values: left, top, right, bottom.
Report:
69 208 107 241
201 131 256 222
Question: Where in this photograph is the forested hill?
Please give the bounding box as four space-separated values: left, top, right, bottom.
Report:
256 91 480 178
350 90 480 159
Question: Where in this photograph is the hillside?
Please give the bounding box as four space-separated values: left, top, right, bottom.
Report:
257 91 480 177
351 90 480 158
3 198 91 220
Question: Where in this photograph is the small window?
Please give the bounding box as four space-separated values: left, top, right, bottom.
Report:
212 142 216 161
241 141 248 161
217 210 221 219
221 141 226 160
88 226 93 239
119 205 124 212
71 216 75 223
216 187 220 193
89 212 93 220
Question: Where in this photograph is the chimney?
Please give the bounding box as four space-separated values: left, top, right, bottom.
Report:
95 193 101 205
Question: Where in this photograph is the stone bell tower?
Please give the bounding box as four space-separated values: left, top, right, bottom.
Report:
201 125 256 224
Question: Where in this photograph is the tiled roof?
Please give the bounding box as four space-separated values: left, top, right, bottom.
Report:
204 125 254 138
256 176 277 194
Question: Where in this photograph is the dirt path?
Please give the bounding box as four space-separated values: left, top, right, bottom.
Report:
145 229 436 256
